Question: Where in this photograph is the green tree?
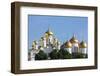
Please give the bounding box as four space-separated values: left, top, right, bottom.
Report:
35 50 48 60
49 49 59 59
57 49 63 59
58 49 72 59
76 53 85 58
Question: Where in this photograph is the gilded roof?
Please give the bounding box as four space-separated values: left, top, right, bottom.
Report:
65 41 72 48
79 41 87 48
70 35 78 43
45 28 53 35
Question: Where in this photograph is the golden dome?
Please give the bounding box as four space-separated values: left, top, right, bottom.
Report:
32 40 38 45
41 37 45 40
46 31 53 35
45 28 53 35
70 35 78 43
65 41 72 48
79 41 87 48
45 33 48 36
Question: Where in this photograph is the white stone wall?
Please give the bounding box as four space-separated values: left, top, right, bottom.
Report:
80 48 87 54
65 48 72 54
72 43 79 53
44 46 53 55
48 35 53 44
43 38 47 47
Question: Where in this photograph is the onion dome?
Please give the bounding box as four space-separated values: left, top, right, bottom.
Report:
41 37 43 40
41 37 45 40
70 35 78 43
65 41 72 48
45 28 53 35
32 40 38 45
79 41 87 48
32 41 36 47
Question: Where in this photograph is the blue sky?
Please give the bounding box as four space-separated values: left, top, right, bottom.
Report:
28 15 88 48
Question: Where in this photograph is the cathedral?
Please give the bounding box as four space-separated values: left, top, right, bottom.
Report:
28 28 60 60
61 35 87 58
28 28 87 60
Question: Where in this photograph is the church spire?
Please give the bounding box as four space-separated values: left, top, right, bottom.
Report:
47 26 51 33
73 33 76 38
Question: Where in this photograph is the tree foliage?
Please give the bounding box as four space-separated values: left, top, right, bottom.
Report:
58 49 72 59
72 53 85 58
35 49 86 60
49 49 72 59
35 50 48 60
49 49 59 59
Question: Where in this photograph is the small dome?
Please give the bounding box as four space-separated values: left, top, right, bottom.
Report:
46 31 53 35
79 41 87 48
70 35 78 43
32 41 35 47
65 41 72 48
41 37 43 39
33 40 38 44
41 37 46 40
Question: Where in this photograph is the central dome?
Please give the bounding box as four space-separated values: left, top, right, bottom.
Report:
70 35 78 43
45 28 53 35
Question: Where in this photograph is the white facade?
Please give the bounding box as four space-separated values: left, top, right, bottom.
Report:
57 41 60 50
44 46 53 56
42 37 47 47
64 48 72 54
29 49 39 61
48 35 53 44
72 43 79 53
80 48 87 54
